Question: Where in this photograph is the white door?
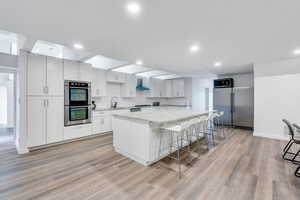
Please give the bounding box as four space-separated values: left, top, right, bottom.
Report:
64 60 79 81
46 57 64 96
46 97 64 143
27 54 46 96
27 97 46 147
79 63 93 82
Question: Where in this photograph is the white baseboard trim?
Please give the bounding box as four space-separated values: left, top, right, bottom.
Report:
16 146 29 154
253 132 289 141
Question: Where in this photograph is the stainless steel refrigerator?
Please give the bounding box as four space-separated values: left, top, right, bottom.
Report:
213 82 254 128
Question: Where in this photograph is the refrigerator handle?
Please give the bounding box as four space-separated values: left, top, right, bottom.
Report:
231 92 235 113
232 93 235 112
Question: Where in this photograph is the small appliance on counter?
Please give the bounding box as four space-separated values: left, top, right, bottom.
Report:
152 102 160 107
130 107 141 112
64 80 92 126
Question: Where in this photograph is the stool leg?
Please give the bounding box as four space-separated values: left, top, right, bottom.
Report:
282 141 294 160
292 149 300 164
295 165 300 177
169 132 173 156
283 139 292 153
158 131 162 157
176 135 181 179
221 120 225 139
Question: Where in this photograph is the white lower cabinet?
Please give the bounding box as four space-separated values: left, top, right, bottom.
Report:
64 124 92 140
27 96 64 147
27 97 46 147
102 115 112 133
46 97 64 143
92 112 112 134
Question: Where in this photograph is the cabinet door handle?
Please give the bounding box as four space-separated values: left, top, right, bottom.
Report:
43 86 49 94
43 99 49 107
44 99 49 107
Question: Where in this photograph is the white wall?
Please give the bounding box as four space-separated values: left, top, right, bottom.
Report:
192 77 216 113
254 57 300 140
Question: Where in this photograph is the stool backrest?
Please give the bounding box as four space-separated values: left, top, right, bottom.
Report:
292 123 300 141
282 119 294 139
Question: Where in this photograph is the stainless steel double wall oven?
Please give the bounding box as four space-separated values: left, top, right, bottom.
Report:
64 80 92 126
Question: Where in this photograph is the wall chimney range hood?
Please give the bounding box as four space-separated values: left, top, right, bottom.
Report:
136 78 150 91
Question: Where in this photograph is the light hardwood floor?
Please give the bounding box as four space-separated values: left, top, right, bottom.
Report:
0 129 300 200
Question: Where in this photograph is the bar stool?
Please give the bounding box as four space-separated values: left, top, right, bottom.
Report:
291 124 300 162
159 120 193 178
292 124 300 178
282 119 300 164
217 111 226 139
189 115 210 152
204 111 219 146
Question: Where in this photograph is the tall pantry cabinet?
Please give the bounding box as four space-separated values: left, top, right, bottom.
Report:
26 54 64 147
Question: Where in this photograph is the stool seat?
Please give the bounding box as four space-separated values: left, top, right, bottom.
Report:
162 125 183 132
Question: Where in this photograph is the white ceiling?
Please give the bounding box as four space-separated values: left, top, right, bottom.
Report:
0 0 300 75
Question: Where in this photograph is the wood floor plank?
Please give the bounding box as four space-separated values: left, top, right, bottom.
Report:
0 130 299 200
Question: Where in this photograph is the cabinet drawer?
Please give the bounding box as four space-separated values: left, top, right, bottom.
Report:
64 124 92 140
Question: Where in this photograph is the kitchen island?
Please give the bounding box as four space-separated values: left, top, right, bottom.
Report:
112 108 208 166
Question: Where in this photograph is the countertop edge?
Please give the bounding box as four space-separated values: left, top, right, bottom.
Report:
113 112 208 124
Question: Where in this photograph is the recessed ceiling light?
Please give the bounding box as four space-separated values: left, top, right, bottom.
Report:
214 61 222 67
136 60 143 65
73 43 83 50
189 45 200 53
294 48 300 55
127 2 141 14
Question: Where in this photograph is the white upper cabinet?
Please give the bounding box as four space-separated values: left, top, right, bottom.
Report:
147 78 185 98
148 78 157 97
27 54 63 96
107 71 125 83
121 74 137 98
157 79 166 97
79 63 92 82
63 60 80 81
27 54 46 96
148 78 165 97
165 80 173 97
172 79 185 97
46 57 64 96
92 68 107 97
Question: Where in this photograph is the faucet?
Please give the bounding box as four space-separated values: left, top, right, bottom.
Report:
110 96 118 109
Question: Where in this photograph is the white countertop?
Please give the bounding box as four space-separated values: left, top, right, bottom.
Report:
113 109 208 124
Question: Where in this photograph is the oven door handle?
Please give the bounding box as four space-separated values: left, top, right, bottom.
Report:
69 86 89 89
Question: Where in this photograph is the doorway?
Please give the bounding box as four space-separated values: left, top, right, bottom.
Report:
0 71 15 145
